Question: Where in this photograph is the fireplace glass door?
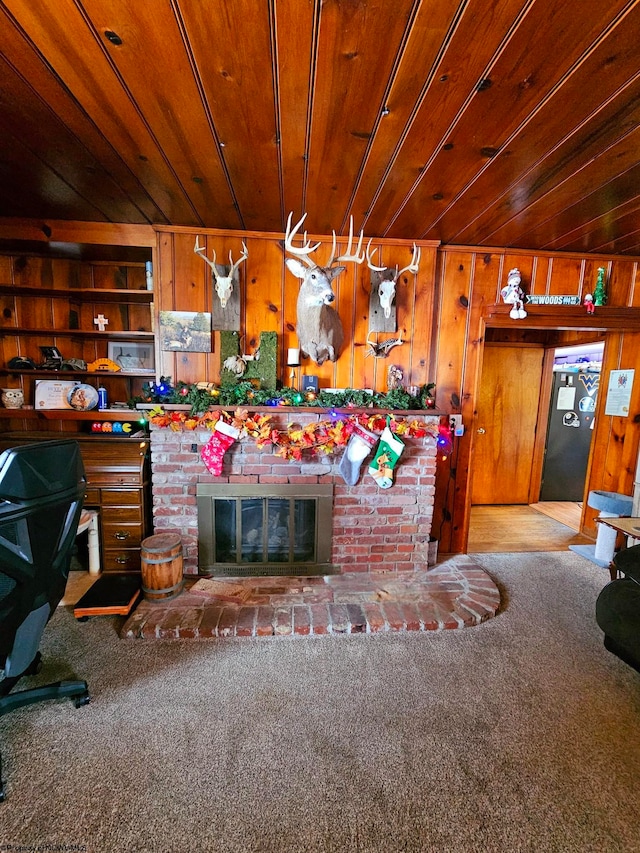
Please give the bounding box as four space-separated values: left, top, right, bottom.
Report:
197 485 333 576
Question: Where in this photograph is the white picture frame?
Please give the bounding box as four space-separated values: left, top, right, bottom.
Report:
107 341 155 373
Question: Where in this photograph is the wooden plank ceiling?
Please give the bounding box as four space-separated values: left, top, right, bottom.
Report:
1 0 639 254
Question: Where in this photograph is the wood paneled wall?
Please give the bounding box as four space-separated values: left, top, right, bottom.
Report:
154 226 439 393
435 247 640 552
2 218 640 556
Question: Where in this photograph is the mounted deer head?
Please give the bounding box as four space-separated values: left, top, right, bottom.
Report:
366 241 421 319
194 237 248 309
284 212 365 365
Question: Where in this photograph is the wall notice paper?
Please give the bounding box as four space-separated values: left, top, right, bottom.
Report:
557 385 576 410
605 369 634 416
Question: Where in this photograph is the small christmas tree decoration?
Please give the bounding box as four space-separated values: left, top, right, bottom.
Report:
201 420 240 476
368 417 405 489
338 424 378 485
594 267 607 306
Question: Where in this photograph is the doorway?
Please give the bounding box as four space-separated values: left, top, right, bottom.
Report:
539 342 603 502
471 344 545 505
468 340 602 552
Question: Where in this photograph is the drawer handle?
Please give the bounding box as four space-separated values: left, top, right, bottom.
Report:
114 531 131 540
114 555 130 564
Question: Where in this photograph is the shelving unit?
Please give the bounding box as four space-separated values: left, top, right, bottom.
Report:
0 254 156 426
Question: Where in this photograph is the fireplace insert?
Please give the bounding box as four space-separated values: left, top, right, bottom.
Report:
196 484 335 577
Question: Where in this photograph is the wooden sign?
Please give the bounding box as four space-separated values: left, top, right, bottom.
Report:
526 295 581 305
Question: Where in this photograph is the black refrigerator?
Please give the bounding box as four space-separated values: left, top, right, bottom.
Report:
539 370 600 502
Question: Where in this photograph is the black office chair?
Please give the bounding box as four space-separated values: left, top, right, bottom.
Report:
0 439 90 801
595 544 640 674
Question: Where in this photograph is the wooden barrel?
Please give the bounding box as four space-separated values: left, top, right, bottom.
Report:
140 533 184 601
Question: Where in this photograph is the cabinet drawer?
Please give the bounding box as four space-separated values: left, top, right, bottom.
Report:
101 488 143 506
86 472 145 487
84 488 100 505
102 522 143 548
101 505 142 524
103 550 141 572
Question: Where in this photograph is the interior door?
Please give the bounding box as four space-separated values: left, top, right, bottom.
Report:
472 344 545 505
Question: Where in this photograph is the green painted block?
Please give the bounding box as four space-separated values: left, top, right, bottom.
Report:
220 331 278 390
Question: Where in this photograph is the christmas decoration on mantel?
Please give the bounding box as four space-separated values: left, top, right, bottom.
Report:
144 405 439 466
128 377 436 414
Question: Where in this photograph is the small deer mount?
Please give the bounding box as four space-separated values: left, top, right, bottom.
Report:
194 237 248 332
366 332 405 359
367 242 421 333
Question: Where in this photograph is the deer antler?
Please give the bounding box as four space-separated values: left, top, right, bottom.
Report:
395 243 421 280
284 212 321 268
194 236 217 269
228 242 249 275
326 216 365 267
366 239 386 272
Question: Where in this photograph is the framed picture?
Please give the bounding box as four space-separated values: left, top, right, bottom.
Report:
159 310 212 352
107 341 155 373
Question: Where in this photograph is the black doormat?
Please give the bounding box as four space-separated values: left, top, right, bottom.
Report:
73 572 141 619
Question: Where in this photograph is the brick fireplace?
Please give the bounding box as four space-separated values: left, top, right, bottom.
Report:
148 410 439 576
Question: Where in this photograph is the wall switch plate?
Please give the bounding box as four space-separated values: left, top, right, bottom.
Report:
450 415 464 436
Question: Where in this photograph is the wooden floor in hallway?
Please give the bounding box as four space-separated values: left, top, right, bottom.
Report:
468 502 594 553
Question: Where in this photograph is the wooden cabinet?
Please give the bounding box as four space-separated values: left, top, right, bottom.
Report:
0 434 151 573
80 439 151 572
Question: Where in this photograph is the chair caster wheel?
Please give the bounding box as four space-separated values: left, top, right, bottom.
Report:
76 616 89 622
24 651 42 676
74 692 90 708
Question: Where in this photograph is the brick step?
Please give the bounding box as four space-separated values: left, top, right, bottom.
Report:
120 557 500 639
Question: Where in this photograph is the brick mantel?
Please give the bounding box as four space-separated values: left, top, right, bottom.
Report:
149 412 439 575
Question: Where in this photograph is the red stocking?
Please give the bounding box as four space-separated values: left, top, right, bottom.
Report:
201 420 240 476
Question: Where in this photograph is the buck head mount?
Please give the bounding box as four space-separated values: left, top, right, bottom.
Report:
366 242 421 321
194 237 248 309
284 212 365 365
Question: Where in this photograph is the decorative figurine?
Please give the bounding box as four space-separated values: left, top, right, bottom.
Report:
500 268 527 319
594 267 607 306
1 388 24 409
387 364 404 391
584 293 595 314
93 314 109 331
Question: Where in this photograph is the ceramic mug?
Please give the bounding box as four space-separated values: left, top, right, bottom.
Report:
1 388 24 409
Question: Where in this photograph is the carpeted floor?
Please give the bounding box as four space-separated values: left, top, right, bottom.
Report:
1 551 639 853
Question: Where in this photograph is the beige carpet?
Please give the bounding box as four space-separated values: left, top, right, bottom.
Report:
2 551 639 852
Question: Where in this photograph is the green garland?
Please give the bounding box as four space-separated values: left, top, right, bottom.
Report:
128 377 436 415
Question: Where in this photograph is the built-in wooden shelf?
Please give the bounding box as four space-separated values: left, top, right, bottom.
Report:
0 408 143 421
484 303 640 330
0 368 154 378
41 408 144 421
0 285 152 303
0 328 153 339
0 408 39 419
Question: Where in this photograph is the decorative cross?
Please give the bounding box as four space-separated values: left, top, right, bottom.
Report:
94 314 109 332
